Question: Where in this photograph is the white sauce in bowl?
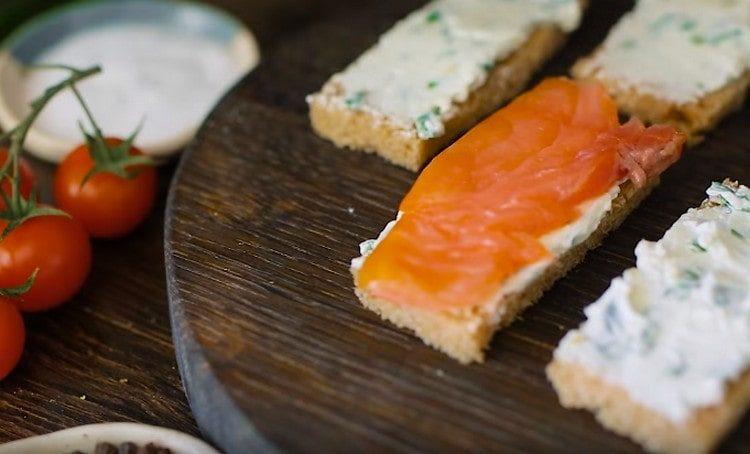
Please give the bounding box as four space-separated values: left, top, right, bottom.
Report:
4 22 258 161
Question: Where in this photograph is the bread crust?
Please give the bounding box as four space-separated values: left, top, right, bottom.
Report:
546 360 750 453
572 54 750 140
352 179 655 364
309 24 570 171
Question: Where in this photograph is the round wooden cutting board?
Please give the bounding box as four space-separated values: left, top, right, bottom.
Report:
165 1 750 452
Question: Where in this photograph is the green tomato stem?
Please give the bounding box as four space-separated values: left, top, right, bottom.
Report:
0 65 100 296
1 65 100 224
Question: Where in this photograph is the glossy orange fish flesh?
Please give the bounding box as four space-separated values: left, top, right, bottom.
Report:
358 78 685 311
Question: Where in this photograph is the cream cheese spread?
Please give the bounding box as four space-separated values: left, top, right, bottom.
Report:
351 185 621 316
576 0 750 104
311 0 581 139
555 181 750 423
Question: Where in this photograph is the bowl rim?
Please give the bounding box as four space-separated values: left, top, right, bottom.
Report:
0 0 259 163
1 0 251 55
0 422 220 454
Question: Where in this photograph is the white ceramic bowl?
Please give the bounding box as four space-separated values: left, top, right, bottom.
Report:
0 0 259 163
0 423 219 454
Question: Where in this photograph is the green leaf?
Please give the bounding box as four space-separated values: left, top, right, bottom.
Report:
0 195 69 239
79 167 97 188
76 104 153 183
0 269 38 299
0 191 10 209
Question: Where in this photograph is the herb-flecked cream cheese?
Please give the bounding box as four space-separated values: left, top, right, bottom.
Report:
576 0 750 104
555 181 750 423
316 0 581 139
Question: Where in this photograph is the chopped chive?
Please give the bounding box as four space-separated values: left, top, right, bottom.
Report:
481 62 494 72
649 13 676 32
714 285 746 308
345 90 366 109
426 10 442 23
669 359 687 377
683 269 701 281
604 303 621 333
640 324 659 351
680 19 697 31
415 108 443 139
731 229 745 239
709 28 742 45
691 34 706 45
620 38 637 49
691 240 707 252
427 80 439 89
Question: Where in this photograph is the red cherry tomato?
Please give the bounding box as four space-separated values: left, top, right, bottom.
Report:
0 298 25 380
0 214 92 312
0 148 35 210
54 139 158 239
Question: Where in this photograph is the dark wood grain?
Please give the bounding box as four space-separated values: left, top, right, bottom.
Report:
166 0 750 452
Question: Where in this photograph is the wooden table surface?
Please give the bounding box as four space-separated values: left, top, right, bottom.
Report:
0 0 336 445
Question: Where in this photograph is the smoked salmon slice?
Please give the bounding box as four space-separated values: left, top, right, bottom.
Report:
357 78 685 312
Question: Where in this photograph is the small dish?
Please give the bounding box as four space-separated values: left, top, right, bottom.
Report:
0 422 219 453
0 0 259 162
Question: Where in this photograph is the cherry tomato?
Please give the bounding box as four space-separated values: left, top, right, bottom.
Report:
54 139 158 239
0 214 92 312
0 299 25 380
0 148 35 210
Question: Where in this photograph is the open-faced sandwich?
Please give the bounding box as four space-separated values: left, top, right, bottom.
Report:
548 180 750 454
308 0 587 170
573 0 750 138
351 77 686 363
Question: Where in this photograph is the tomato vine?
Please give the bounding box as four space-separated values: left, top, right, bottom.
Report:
0 64 101 295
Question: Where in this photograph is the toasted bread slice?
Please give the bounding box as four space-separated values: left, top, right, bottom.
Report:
571 1 750 139
309 1 586 171
350 76 685 364
547 361 750 454
573 60 750 140
352 180 654 364
310 26 568 171
548 180 750 453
